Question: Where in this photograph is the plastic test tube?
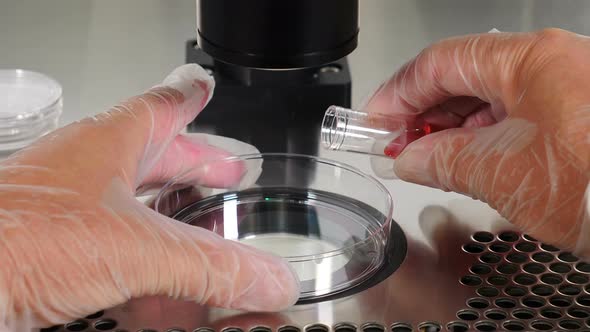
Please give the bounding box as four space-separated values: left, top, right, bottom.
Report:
321 105 436 159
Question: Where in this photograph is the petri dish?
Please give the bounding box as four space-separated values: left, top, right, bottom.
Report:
155 153 394 302
0 69 62 152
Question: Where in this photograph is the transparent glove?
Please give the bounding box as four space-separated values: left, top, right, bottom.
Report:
363 29 590 257
0 64 299 331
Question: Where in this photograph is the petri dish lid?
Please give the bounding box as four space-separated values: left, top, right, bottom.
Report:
0 69 63 151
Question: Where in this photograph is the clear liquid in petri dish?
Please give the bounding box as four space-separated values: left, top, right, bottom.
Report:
172 187 388 299
240 233 350 282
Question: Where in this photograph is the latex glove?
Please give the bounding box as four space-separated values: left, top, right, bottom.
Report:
0 64 299 331
363 29 590 257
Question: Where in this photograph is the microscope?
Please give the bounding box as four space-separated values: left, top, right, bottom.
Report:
186 0 358 156
184 0 360 257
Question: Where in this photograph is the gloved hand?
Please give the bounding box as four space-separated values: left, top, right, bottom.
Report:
0 64 299 331
363 29 590 257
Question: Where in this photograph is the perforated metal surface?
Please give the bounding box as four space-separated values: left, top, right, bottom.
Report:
456 231 590 331
40 231 590 332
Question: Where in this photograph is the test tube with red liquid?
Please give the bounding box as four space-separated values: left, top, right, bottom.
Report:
321 106 436 158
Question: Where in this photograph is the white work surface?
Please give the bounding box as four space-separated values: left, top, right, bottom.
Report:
2 0 589 244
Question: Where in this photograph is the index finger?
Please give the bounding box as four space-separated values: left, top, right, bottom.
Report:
3 65 216 195
362 31 539 118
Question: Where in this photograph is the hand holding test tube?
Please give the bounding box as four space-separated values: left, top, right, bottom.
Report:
326 28 589 258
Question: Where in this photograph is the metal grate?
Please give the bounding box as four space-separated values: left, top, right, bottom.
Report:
40 311 126 332
458 231 590 331
41 231 590 332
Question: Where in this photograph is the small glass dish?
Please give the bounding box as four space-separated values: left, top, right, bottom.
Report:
155 153 393 302
0 69 62 153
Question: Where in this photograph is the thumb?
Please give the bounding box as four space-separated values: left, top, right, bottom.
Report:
394 118 539 198
124 206 301 312
393 127 477 194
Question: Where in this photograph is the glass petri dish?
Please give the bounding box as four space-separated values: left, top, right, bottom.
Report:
0 69 62 152
155 153 394 301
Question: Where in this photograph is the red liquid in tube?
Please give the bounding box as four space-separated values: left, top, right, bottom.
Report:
384 122 439 158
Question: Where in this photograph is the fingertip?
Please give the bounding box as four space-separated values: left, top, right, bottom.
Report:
370 156 399 180
226 243 300 311
140 135 245 188
183 134 262 189
174 136 246 188
159 64 215 105
394 128 476 190
393 132 445 188
462 105 497 128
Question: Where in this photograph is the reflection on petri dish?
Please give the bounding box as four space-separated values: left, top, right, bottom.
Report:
156 153 394 302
